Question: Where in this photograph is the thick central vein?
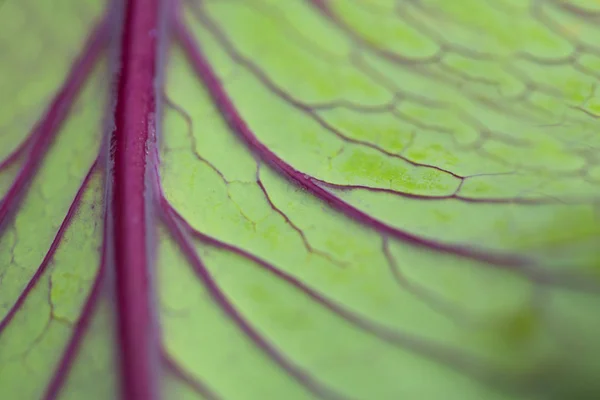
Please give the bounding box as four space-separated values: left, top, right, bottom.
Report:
112 0 160 399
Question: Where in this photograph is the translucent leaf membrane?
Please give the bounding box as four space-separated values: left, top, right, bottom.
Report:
0 0 117 398
158 0 600 399
0 0 106 162
2 0 600 398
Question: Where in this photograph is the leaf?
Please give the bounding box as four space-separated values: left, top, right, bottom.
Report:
1 0 599 399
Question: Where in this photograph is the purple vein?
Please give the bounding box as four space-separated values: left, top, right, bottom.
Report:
255 163 347 268
311 0 591 123
309 0 442 65
158 198 353 400
192 0 594 201
111 0 161 397
191 7 471 182
549 0 600 20
174 13 600 292
397 1 498 62
0 21 108 233
43 261 105 400
173 15 548 269
0 160 97 334
0 132 35 171
150 143 488 382
392 0 581 66
311 178 596 205
161 199 524 393
381 236 475 325
162 349 221 400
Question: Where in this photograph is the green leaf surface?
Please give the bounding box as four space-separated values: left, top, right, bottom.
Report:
1 0 599 399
